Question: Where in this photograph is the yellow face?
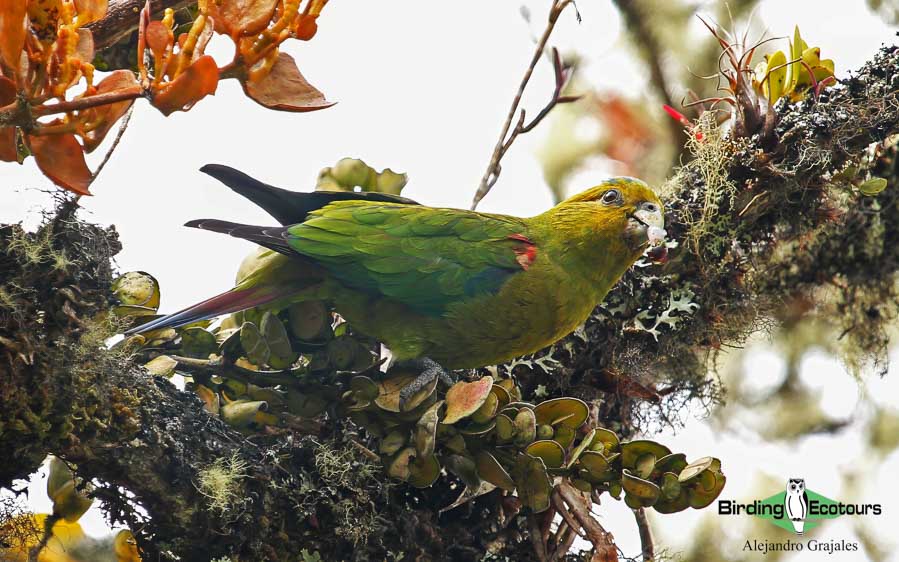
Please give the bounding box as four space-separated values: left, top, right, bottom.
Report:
562 177 666 257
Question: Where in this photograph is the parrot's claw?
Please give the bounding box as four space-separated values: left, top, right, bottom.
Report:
396 357 455 410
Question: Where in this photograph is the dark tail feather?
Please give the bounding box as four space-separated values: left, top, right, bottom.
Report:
200 165 310 226
185 219 294 255
125 284 276 335
199 164 420 226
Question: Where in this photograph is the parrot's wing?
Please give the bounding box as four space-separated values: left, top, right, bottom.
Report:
287 201 536 315
200 164 420 226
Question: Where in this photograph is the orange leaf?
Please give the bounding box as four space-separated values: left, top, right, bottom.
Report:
207 0 278 37
27 133 93 195
151 55 218 115
0 76 18 162
145 20 171 55
74 29 95 63
81 70 138 152
0 0 27 71
73 0 107 26
0 127 15 162
293 14 318 40
243 52 333 112
0 75 15 106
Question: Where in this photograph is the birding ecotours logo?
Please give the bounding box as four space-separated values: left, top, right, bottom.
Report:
717 477 883 535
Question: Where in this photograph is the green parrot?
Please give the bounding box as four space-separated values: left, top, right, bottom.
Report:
129 165 666 397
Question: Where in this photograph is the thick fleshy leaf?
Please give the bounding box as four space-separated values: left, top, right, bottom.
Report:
620 440 671 470
0 0 27 71
27 133 93 195
1 76 19 162
525 440 565 469
511 454 552 513
261 311 298 369
475 450 514 491
144 355 178 377
443 376 493 424
415 400 443 458
375 370 438 413
82 70 139 152
243 52 333 112
110 271 160 316
152 55 218 116
180 327 217 359
408 454 441 488
240 321 270 366
533 397 589 429
622 469 661 506
207 0 278 37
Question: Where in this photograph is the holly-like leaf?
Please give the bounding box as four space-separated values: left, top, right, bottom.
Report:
27 133 93 195
81 70 138 152
207 0 279 37
243 52 334 113
0 0 27 71
152 55 218 115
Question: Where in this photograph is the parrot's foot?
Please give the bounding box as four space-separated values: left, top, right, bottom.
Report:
396 357 454 410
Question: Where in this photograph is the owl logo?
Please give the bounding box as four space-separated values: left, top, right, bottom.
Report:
784 478 809 534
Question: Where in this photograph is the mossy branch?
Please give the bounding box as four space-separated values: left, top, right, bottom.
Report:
1 45 898 561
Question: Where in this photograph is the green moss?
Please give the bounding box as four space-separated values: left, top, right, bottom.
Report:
197 454 249 515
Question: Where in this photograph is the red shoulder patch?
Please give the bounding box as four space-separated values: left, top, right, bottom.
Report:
508 234 537 270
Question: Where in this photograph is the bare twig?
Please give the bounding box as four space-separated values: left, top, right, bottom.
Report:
633 507 655 561
470 0 579 210
91 104 135 182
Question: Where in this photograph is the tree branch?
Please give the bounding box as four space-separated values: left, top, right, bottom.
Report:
470 0 577 210
87 0 196 51
1 42 899 562
633 507 654 561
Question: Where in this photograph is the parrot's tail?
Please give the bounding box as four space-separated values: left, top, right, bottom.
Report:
124 284 281 335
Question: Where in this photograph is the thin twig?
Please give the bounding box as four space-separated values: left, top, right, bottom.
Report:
470 0 578 210
91 103 135 182
633 507 655 561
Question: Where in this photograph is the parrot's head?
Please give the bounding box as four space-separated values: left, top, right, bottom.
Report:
546 177 668 273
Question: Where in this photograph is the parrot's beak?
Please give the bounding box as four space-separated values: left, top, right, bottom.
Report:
627 202 668 263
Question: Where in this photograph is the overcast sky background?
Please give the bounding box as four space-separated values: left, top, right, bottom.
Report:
3 1 898 560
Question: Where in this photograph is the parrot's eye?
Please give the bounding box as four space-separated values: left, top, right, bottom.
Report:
600 189 622 205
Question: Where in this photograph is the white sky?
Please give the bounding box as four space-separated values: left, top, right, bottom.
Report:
2 0 898 560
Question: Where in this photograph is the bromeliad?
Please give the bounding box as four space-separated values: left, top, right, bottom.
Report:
128 165 667 401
